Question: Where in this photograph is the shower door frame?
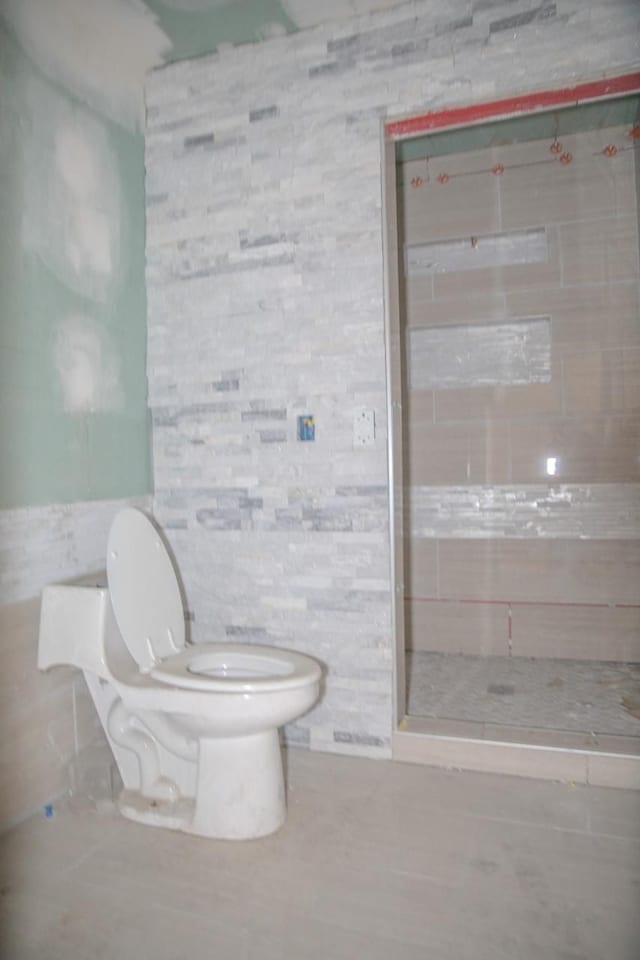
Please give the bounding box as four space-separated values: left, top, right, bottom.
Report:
381 70 640 787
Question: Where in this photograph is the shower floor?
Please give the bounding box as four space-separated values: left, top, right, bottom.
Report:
406 652 640 738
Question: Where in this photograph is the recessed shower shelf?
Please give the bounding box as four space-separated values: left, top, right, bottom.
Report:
405 227 548 275
407 315 551 391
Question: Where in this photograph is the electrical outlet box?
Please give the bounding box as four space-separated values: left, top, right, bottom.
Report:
353 410 375 447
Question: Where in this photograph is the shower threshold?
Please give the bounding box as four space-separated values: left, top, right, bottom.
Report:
394 653 640 789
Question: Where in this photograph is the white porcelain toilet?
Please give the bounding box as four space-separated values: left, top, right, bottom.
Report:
38 507 321 840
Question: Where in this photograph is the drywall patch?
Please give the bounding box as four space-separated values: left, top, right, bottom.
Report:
2 0 170 131
55 126 113 280
22 76 122 303
281 0 405 30
54 316 124 414
155 0 236 9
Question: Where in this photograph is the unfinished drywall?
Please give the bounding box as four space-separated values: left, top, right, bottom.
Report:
1 0 169 131
0 18 151 509
0 0 420 513
0 4 157 830
22 78 122 305
145 0 640 756
143 0 414 63
144 0 293 60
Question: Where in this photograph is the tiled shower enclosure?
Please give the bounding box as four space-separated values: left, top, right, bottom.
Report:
398 99 640 740
144 0 640 763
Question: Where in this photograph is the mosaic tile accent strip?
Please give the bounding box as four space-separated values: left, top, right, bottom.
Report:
407 317 551 390
408 484 640 540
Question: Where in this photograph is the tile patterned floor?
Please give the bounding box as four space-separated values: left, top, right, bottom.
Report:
407 652 640 737
1 748 640 959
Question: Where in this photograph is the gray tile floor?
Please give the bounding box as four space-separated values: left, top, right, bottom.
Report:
1 749 640 959
407 652 640 737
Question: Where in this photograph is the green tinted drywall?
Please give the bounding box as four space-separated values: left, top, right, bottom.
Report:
143 0 295 63
0 18 151 509
0 0 301 511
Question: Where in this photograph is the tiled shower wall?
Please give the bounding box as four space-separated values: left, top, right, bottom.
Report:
401 125 640 661
145 0 640 756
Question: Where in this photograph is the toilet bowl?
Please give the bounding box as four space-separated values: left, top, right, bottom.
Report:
38 508 321 840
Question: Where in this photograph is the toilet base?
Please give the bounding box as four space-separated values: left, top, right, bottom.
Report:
117 727 286 840
190 728 286 840
118 790 195 831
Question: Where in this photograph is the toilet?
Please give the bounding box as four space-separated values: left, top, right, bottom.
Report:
38 507 321 840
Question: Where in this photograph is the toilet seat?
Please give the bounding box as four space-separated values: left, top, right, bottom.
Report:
106 508 321 697
151 643 320 693
107 508 186 672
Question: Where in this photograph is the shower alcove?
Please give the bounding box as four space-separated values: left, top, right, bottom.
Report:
382 73 640 787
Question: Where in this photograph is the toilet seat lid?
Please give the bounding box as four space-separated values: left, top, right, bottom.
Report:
106 508 185 672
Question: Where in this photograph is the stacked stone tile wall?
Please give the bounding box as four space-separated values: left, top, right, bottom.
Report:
145 0 640 757
0 497 151 607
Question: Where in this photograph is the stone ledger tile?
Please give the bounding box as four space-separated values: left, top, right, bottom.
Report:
143 0 640 758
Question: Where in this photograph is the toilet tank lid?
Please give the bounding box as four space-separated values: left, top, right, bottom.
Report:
106 508 185 672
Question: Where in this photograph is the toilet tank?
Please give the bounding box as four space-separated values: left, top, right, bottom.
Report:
38 582 120 680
